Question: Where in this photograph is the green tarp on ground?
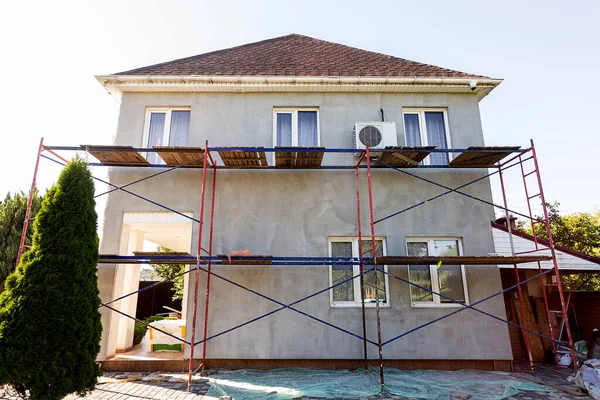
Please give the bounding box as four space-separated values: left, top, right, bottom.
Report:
205 368 555 400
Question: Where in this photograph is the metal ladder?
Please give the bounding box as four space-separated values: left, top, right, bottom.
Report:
515 139 578 372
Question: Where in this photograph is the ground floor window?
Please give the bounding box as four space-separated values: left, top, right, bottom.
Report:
406 238 469 307
329 237 389 307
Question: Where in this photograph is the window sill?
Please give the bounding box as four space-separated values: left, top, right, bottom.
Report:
330 303 391 309
410 303 468 308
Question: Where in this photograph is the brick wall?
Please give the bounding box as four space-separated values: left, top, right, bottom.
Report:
573 292 600 346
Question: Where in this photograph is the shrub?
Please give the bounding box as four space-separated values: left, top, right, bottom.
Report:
0 159 102 400
133 322 147 345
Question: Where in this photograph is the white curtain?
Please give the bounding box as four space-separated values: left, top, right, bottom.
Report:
147 113 166 164
403 114 422 146
277 113 292 146
298 111 318 146
169 111 190 146
425 112 448 165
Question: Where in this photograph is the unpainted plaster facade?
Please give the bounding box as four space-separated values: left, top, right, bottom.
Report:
97 91 513 362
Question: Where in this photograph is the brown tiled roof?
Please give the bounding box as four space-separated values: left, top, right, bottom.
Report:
117 34 488 79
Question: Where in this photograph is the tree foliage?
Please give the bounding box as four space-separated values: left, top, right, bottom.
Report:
518 202 600 257
0 159 102 399
150 246 185 301
518 202 600 290
0 189 43 292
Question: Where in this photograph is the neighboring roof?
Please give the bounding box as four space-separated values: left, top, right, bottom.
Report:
491 222 600 265
116 34 489 79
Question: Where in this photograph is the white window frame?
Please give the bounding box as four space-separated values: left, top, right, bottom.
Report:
272 107 321 147
406 237 469 308
142 107 191 159
402 108 452 164
328 236 390 308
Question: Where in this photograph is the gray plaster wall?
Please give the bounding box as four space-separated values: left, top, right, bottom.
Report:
98 91 513 361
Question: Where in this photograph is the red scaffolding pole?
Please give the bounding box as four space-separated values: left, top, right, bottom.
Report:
356 146 385 388
354 153 369 372
365 146 385 389
188 142 211 391
16 138 44 269
201 153 217 370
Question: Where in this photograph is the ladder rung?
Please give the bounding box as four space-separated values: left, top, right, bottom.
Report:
524 170 537 178
23 245 32 249
528 193 541 199
543 282 558 287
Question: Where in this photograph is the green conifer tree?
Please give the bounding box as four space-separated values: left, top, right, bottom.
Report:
0 189 43 292
0 159 102 399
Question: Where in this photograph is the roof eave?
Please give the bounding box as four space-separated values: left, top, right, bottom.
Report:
95 75 503 101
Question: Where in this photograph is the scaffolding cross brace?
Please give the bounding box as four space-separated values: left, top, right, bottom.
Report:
15 139 579 394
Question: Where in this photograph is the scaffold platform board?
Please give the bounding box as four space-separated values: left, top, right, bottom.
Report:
218 147 268 168
448 146 521 168
154 146 205 167
85 145 150 166
378 146 435 167
275 147 325 168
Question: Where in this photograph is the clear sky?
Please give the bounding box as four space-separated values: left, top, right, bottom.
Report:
1 0 599 221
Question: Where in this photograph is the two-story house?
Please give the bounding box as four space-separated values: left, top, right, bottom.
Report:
95 34 514 371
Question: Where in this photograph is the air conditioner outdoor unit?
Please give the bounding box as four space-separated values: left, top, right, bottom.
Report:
353 122 397 155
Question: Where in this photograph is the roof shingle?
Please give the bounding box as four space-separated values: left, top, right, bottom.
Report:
116 34 488 79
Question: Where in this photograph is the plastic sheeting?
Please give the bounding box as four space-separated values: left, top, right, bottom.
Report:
205 368 555 400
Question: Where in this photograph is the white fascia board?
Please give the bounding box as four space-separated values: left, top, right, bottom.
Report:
95 75 503 101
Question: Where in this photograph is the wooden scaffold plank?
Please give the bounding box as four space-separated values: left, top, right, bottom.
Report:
378 146 436 167
218 147 268 168
84 145 150 166
154 146 205 167
275 147 325 168
448 146 521 168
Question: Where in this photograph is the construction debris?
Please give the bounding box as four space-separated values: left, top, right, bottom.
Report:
569 359 600 399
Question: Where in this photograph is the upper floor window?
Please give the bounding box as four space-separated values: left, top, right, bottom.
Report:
144 108 191 164
406 237 468 307
273 108 319 147
329 237 389 307
403 109 450 165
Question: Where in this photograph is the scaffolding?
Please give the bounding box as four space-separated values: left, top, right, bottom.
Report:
16 139 578 392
